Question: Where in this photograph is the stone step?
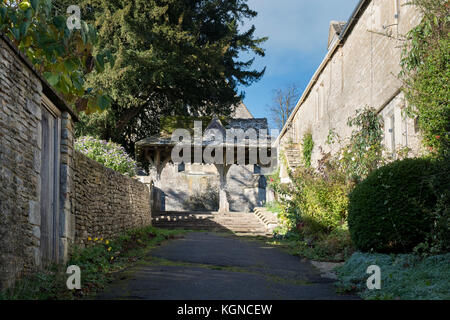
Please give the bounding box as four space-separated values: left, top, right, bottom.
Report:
153 216 263 222
153 224 271 236
253 207 279 234
152 211 273 236
154 221 266 228
154 225 268 233
285 147 302 170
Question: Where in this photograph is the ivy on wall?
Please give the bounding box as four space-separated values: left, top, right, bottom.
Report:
302 132 314 167
400 0 449 158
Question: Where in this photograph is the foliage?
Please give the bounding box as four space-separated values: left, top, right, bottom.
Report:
266 166 281 192
348 158 444 253
74 110 115 139
269 226 354 262
338 107 385 182
265 201 283 215
400 0 449 157
413 158 450 255
0 226 186 300
289 166 352 235
266 155 299 234
0 0 114 113
302 132 314 167
75 136 137 177
269 107 387 261
266 166 287 205
54 0 267 150
335 252 450 300
270 152 354 261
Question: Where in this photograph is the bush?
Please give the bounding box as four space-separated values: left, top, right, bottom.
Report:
75 136 137 177
291 166 352 235
308 226 354 261
265 201 283 215
270 149 355 260
416 158 450 254
336 252 450 300
348 158 442 253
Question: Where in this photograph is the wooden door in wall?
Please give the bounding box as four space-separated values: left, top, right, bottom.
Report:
40 98 61 266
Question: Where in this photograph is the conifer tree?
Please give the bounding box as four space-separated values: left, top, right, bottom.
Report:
56 0 267 151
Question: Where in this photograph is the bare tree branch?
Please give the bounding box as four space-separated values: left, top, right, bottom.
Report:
268 84 300 130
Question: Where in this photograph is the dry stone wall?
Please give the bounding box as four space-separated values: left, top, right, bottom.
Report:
0 34 152 290
73 151 151 245
0 35 44 289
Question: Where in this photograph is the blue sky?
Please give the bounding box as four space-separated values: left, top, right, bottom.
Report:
238 0 360 122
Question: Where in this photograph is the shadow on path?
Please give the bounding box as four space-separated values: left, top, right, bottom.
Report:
97 232 358 300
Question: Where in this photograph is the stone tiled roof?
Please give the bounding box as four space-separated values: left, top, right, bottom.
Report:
136 117 270 148
331 21 347 35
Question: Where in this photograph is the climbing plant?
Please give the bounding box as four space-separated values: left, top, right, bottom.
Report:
400 0 449 158
302 132 314 168
338 106 385 182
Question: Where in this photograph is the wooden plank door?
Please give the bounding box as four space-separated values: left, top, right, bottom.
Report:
40 104 61 266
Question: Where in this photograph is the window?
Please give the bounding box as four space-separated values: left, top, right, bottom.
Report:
384 113 396 155
177 162 185 172
401 107 408 147
389 115 396 153
414 116 420 133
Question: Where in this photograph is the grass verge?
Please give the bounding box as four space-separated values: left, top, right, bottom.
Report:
266 230 354 262
0 226 187 300
335 252 450 300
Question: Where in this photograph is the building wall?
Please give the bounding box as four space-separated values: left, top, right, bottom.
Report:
59 112 76 263
279 0 423 174
0 36 46 288
73 152 152 246
156 163 265 212
0 35 152 289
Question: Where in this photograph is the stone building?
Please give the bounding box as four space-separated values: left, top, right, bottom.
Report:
137 103 270 213
274 0 423 181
